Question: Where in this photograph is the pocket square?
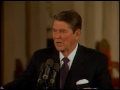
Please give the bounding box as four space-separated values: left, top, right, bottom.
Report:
76 79 89 85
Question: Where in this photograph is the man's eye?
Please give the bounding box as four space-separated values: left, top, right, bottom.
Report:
61 30 67 33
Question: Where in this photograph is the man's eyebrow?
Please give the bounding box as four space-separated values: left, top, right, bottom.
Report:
51 28 66 31
59 29 66 30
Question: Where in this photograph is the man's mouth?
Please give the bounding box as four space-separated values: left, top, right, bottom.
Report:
56 42 61 43
55 42 62 46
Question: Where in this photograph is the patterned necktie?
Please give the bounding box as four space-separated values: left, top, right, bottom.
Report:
60 57 70 89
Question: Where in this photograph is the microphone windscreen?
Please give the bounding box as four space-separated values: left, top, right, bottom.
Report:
53 63 60 72
45 59 54 67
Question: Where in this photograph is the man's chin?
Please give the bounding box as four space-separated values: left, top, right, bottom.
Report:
56 47 64 52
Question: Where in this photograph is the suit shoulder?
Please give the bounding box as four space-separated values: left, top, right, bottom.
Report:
80 45 108 62
34 46 55 55
82 45 107 56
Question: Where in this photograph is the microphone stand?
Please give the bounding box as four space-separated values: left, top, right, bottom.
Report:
35 60 59 89
35 82 51 90
35 78 52 89
42 80 50 89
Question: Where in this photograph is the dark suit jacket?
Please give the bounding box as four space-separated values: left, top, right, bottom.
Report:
3 44 113 89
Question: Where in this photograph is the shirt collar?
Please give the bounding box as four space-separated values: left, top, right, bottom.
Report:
59 43 78 61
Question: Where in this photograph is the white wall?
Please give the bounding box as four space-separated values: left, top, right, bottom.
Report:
3 1 27 84
74 1 119 62
102 1 119 62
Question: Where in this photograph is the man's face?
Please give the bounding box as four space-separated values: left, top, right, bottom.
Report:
52 20 80 52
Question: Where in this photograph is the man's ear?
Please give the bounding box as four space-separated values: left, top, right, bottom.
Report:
75 29 81 37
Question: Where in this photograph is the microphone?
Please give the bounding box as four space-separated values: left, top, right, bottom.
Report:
36 63 45 89
37 63 45 84
42 59 54 81
49 63 60 86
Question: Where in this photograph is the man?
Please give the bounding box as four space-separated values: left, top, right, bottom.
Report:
1 10 113 89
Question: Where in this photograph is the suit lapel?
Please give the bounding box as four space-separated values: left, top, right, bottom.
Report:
65 44 86 89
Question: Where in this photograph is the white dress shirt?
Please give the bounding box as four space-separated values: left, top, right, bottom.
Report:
59 43 78 69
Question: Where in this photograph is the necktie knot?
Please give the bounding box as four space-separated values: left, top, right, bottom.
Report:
62 57 70 64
